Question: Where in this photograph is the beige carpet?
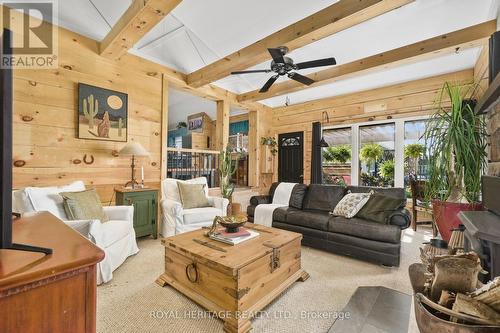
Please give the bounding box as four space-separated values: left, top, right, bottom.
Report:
97 227 432 333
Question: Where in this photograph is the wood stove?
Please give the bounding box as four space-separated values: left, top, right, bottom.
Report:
460 176 500 282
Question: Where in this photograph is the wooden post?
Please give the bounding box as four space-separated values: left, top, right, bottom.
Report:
159 75 169 236
248 110 259 187
216 100 230 150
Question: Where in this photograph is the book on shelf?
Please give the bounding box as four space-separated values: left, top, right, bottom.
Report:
209 228 259 245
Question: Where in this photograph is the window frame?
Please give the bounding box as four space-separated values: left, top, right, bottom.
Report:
322 115 430 187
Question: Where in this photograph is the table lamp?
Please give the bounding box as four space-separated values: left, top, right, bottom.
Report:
119 142 149 189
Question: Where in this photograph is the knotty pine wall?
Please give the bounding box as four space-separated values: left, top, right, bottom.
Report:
270 69 474 184
11 24 163 204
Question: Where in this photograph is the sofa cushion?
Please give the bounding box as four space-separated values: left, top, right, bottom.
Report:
60 188 109 222
99 220 132 248
289 184 308 209
273 207 293 223
328 216 401 244
12 189 35 214
183 207 222 225
356 193 406 224
273 221 328 240
24 181 86 219
269 182 280 201
347 186 405 199
303 184 346 211
286 209 330 231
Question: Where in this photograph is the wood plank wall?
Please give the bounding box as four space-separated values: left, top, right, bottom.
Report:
270 69 474 184
11 23 163 204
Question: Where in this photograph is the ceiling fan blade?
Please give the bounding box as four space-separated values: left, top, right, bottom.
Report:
231 69 272 75
268 48 285 64
259 75 279 93
288 72 315 86
295 57 336 70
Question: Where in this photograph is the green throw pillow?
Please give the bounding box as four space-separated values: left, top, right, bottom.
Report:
356 193 406 224
177 182 210 209
60 188 109 222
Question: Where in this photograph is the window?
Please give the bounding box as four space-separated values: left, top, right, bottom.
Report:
322 127 352 185
404 119 430 189
359 123 395 187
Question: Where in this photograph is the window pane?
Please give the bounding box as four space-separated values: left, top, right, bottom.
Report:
404 120 429 187
359 123 395 187
322 127 352 185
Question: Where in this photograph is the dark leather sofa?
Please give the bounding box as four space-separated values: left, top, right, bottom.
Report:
247 183 411 267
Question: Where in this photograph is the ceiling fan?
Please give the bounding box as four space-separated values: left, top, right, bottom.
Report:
231 46 336 93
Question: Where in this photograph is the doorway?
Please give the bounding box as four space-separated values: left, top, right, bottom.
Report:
278 131 304 183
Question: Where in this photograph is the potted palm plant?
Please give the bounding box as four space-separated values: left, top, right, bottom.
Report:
218 148 238 216
424 82 487 241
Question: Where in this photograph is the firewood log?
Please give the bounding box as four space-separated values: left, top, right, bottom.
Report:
431 257 481 301
452 293 500 324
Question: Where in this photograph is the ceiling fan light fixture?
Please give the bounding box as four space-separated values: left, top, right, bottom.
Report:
230 46 336 93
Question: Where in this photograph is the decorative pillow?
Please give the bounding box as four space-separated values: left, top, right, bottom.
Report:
60 188 109 222
163 177 209 203
177 183 210 209
356 193 406 224
331 192 371 218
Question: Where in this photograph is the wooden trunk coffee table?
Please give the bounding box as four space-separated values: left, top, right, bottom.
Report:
156 223 309 333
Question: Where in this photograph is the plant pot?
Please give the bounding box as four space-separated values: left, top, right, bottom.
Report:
432 200 483 242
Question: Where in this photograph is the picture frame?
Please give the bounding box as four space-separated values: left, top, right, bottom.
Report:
78 83 128 142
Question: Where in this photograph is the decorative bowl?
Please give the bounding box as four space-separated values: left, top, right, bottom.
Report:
218 215 247 233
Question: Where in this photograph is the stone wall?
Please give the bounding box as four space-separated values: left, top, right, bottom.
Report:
488 102 500 176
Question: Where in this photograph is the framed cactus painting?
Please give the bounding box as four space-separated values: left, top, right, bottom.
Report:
78 83 128 142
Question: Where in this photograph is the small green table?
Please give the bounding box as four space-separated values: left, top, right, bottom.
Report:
115 187 158 239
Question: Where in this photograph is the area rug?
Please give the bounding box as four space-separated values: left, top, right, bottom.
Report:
97 228 431 333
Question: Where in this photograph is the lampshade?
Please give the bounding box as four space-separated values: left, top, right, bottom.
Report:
119 142 149 156
319 137 329 147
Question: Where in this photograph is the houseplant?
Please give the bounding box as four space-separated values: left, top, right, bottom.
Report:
323 145 351 164
379 159 395 185
424 82 487 241
359 143 384 186
404 143 425 176
260 136 278 155
219 148 238 216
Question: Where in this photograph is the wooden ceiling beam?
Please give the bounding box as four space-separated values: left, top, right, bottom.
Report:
186 0 415 88
238 20 496 102
100 0 182 60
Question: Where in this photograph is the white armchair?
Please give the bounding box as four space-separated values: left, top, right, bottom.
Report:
12 181 139 285
160 177 229 237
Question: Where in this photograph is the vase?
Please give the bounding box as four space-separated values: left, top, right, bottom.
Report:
432 200 483 242
226 198 233 216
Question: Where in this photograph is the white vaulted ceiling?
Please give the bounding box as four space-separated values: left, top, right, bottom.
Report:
50 0 498 108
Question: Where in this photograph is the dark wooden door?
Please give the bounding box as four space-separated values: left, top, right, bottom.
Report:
278 132 304 183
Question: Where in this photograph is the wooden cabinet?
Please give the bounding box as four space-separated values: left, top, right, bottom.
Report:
115 188 158 239
0 212 104 333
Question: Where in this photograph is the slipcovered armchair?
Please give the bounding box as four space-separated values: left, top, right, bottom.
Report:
160 177 229 237
12 181 139 285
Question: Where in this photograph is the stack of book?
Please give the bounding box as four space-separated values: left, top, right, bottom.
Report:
209 228 259 245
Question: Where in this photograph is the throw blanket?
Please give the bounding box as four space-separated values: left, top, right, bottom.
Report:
254 182 296 227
